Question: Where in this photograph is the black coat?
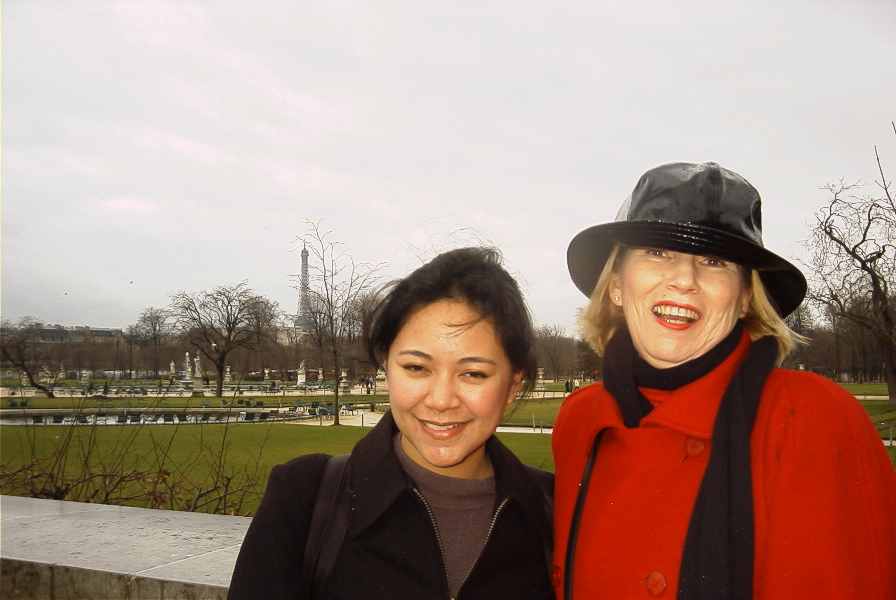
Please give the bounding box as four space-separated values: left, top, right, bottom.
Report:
228 412 555 599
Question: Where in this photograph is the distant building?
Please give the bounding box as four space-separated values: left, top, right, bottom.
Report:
32 325 124 343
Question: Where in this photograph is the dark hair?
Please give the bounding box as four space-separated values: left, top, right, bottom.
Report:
364 247 537 392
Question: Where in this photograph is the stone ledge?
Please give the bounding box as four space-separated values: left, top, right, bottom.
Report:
1 496 250 600
2 558 227 600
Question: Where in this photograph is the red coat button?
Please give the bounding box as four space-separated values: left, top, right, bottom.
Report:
686 438 706 457
645 570 667 596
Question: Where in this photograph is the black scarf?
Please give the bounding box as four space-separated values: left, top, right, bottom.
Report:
601 321 778 600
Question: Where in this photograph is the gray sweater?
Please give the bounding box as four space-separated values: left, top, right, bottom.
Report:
394 435 497 597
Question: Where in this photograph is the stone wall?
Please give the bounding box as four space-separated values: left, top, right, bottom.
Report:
1 496 250 600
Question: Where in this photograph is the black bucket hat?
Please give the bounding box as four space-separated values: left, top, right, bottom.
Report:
567 161 807 317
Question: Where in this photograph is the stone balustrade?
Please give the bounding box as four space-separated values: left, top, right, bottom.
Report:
1 495 250 600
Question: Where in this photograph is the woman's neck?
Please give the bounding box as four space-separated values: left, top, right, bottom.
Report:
633 321 744 390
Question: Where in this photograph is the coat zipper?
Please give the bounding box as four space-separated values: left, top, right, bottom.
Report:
413 488 510 600
412 487 452 599
455 497 510 597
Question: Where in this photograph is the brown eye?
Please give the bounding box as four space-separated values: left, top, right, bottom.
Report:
461 371 488 379
701 256 727 267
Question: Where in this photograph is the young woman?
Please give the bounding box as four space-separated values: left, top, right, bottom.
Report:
554 161 896 599
228 247 554 600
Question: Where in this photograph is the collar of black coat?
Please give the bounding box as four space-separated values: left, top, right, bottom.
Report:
345 410 550 540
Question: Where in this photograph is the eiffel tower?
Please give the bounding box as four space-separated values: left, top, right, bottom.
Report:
294 241 314 333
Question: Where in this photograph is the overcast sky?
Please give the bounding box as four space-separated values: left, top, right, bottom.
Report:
3 1 894 334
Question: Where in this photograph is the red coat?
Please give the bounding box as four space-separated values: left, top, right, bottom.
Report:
553 332 896 599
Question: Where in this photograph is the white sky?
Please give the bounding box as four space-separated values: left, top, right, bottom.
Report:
2 0 895 334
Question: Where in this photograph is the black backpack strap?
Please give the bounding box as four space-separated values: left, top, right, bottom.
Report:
301 454 351 599
525 465 554 521
524 465 555 584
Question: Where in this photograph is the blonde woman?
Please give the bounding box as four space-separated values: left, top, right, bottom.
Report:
553 162 896 600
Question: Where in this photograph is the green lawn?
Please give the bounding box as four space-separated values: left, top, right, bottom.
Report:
842 383 890 396
0 422 551 514
0 379 890 516
861 397 893 418
504 397 565 427
508 396 894 426
498 431 553 471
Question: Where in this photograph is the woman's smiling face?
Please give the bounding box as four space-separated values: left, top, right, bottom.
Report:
610 247 750 369
386 298 522 479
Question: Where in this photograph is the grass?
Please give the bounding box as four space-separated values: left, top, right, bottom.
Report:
0 422 551 514
0 379 890 515
862 398 894 420
505 397 565 427
497 431 554 471
841 383 890 396
0 408 889 516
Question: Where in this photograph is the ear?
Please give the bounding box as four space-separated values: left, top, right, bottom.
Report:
739 285 751 318
609 275 623 307
506 370 524 407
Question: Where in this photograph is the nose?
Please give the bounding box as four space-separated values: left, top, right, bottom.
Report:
667 254 698 293
423 372 461 412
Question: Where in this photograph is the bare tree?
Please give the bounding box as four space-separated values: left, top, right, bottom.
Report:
576 338 601 380
298 221 381 424
0 318 60 397
272 320 306 388
246 297 280 374
136 307 169 377
535 324 577 380
169 282 275 397
347 290 380 345
804 124 896 404
124 325 141 379
782 302 814 370
300 294 329 376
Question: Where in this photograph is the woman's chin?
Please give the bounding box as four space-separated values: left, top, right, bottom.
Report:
411 442 490 478
639 340 704 368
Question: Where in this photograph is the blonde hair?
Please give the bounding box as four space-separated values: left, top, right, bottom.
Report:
578 244 625 356
578 244 807 365
741 271 808 362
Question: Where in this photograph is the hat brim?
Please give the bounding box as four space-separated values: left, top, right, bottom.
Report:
567 221 807 317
